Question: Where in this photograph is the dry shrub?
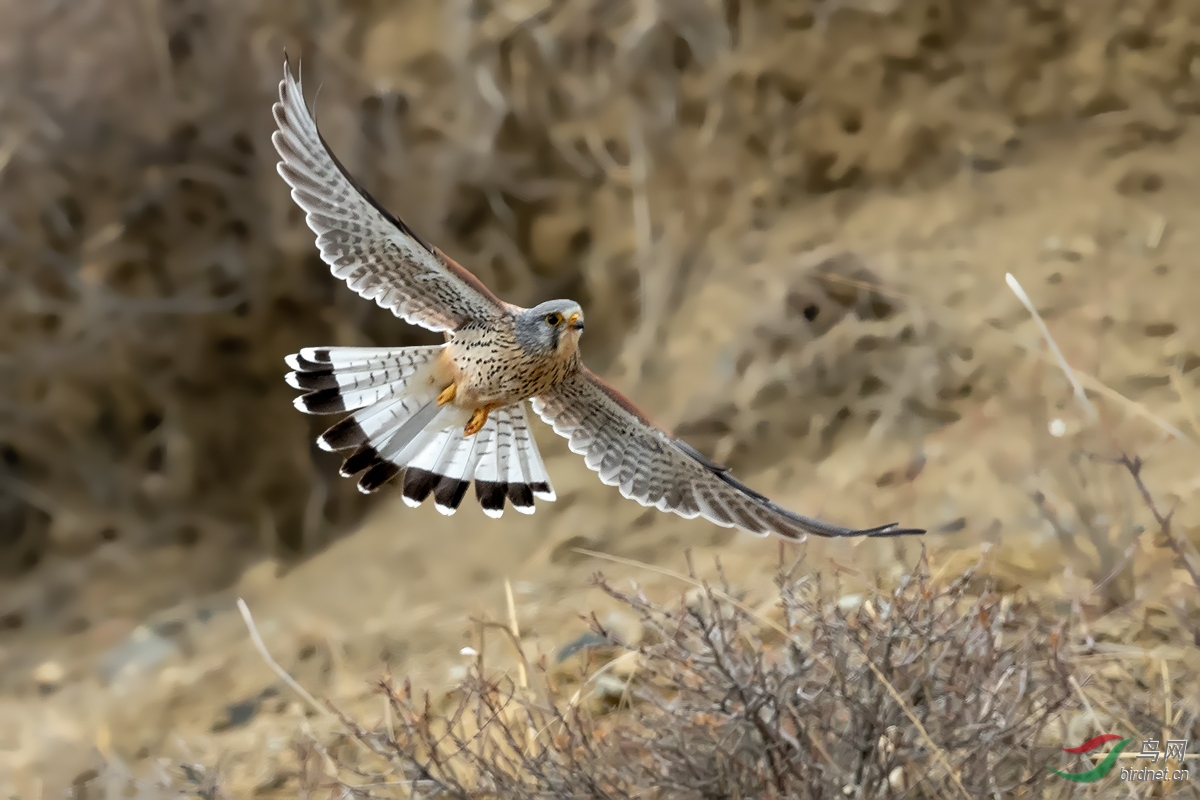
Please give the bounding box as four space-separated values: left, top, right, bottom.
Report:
285 453 1198 798
304 557 1076 798
61 759 228 800
61 454 1200 798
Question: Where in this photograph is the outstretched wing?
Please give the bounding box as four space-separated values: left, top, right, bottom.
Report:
531 369 925 540
272 56 508 333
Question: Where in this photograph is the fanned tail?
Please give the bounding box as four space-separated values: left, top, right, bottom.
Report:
400 404 555 517
286 346 555 512
286 345 447 492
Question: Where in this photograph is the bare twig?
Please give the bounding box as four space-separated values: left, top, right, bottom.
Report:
1005 272 1098 422
1117 454 1200 594
235 597 334 722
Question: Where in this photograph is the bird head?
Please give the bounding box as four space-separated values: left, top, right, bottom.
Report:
516 299 585 357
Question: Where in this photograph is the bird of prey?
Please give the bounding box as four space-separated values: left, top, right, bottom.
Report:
272 57 924 541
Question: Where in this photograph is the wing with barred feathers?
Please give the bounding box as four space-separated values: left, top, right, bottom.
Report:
272 56 508 332
531 369 925 541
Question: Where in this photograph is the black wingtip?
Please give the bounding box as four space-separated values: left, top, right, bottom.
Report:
283 50 300 84
863 523 926 538
789 517 927 540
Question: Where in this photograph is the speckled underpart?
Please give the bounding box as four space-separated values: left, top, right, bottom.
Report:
446 317 583 410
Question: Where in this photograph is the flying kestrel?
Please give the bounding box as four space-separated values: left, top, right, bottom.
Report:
273 58 924 541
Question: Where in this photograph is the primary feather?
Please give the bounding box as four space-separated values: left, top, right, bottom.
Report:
272 56 507 333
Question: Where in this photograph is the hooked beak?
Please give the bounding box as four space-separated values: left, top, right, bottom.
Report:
568 312 584 331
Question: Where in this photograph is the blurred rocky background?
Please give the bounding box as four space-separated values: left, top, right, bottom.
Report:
1 0 1199 795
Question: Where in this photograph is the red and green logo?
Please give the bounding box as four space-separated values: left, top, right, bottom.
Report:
1048 734 1134 783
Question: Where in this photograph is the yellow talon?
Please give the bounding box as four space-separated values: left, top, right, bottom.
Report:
437 383 457 406
464 407 490 437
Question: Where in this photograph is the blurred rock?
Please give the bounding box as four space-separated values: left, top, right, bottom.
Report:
98 626 180 687
32 660 66 693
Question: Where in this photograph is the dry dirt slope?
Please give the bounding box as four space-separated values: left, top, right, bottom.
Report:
5 118 1200 796
0 0 1199 794
5 0 1200 618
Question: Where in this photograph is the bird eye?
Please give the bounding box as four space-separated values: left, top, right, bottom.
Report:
545 312 562 326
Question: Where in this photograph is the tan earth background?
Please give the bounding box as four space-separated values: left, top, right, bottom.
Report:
2 0 1200 796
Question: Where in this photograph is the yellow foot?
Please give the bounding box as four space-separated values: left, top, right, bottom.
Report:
436 383 457 406
464 407 491 437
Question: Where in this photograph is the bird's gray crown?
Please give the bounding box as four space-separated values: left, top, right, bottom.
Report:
526 298 582 319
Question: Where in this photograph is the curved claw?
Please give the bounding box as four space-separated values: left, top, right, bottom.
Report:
464 407 490 437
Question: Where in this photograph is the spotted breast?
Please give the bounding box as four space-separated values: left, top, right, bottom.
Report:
448 321 581 409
